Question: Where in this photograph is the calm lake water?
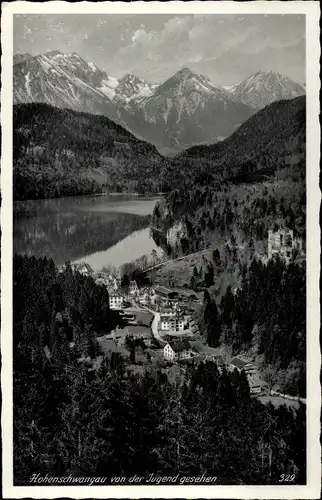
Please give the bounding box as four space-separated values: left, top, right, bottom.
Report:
13 194 163 271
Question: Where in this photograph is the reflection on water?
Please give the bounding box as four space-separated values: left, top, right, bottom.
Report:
14 194 162 269
74 227 162 270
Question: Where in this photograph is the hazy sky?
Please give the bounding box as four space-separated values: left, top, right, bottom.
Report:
13 14 305 85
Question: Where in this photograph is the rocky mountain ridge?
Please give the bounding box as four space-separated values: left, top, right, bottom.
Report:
229 70 305 109
13 51 305 154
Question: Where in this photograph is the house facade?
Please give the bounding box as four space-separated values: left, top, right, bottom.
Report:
109 293 124 309
247 375 262 394
229 357 261 393
160 314 186 332
163 340 195 362
129 280 139 295
268 228 303 264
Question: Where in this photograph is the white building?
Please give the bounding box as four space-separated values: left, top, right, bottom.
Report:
160 314 186 332
164 340 195 362
129 280 139 295
247 374 262 394
268 228 303 264
74 262 93 275
59 262 92 275
109 293 124 309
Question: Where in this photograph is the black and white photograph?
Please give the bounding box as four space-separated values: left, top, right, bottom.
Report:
1 1 320 498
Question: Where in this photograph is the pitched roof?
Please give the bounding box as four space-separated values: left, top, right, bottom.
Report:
96 337 127 356
74 262 93 273
155 286 178 297
160 314 183 322
168 339 192 352
247 375 262 387
230 357 248 369
172 288 199 299
181 355 204 366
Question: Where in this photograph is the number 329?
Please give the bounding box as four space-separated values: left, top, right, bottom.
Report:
279 474 295 482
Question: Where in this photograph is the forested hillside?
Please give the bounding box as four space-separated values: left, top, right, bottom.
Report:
181 96 305 166
196 257 306 397
13 103 172 200
151 95 306 398
14 255 306 485
13 97 304 202
151 96 305 255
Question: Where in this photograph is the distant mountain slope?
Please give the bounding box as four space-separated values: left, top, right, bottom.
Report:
13 51 117 116
114 67 255 154
230 71 305 109
13 53 32 65
181 96 305 174
114 73 157 103
13 50 157 115
13 103 170 200
13 51 304 158
13 52 256 155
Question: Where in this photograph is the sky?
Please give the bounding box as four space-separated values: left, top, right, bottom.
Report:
13 14 305 85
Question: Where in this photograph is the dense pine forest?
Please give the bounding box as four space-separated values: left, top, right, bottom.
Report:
13 103 173 200
13 255 306 485
196 257 306 397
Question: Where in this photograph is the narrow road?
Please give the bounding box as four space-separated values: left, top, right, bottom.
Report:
150 312 166 344
141 245 212 274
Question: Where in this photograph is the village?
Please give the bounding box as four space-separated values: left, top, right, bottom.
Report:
69 262 265 395
65 226 305 404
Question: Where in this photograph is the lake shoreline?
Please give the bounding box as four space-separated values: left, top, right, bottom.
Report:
14 191 167 204
14 195 163 271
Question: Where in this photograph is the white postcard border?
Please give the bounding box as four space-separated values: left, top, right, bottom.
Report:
1 2 321 499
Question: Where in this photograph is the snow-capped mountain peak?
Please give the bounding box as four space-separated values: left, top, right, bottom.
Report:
151 66 239 107
119 66 255 153
13 50 118 115
231 70 305 109
114 73 156 103
15 51 300 155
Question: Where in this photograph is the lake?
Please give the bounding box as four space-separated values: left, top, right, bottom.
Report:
13 194 163 271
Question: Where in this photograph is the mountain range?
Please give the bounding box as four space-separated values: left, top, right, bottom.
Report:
13 95 305 202
13 50 305 154
112 67 255 155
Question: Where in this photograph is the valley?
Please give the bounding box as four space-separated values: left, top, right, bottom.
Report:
12 35 308 486
14 49 305 155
